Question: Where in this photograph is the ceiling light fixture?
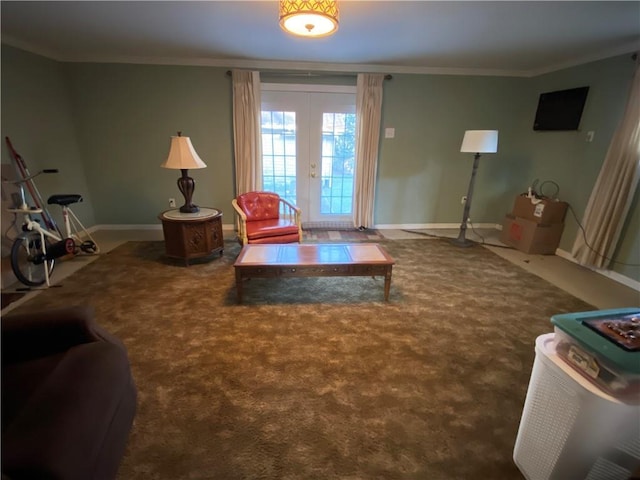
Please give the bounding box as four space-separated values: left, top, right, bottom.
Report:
279 0 339 38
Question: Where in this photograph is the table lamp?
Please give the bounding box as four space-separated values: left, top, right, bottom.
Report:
161 132 207 213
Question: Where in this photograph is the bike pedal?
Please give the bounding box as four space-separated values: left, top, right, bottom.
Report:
80 241 97 254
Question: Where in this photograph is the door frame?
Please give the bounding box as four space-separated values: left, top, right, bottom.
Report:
261 83 357 226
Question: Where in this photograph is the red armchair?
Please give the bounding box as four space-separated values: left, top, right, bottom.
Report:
231 191 302 245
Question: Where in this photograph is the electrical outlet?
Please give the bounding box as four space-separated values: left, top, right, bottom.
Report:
461 196 467 205
169 198 176 208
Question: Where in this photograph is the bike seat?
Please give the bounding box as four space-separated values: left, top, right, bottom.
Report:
47 194 83 206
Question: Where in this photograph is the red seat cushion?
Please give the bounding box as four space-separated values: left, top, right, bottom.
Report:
246 219 299 240
248 233 300 244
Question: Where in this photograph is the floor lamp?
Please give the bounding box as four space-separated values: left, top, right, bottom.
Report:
451 130 499 247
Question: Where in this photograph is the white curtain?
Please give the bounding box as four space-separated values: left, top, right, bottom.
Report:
571 65 640 268
232 70 262 194
353 73 384 229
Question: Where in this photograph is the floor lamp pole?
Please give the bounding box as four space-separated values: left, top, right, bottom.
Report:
451 152 481 247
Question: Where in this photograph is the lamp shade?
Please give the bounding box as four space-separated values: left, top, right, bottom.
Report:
161 134 207 170
279 0 339 37
460 130 499 154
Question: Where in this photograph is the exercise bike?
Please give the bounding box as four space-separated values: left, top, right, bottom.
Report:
5 169 100 288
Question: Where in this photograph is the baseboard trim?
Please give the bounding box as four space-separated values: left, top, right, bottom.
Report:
93 223 236 231
556 248 640 292
375 223 502 230
95 223 499 232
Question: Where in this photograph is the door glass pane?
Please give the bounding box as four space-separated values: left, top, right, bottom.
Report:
321 112 356 215
261 110 297 206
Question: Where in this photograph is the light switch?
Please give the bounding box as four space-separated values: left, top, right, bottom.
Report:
385 128 395 138
586 131 595 142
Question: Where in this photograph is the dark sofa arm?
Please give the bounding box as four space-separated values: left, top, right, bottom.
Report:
2 341 137 480
1 306 126 364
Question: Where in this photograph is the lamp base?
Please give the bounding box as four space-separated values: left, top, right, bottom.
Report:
450 237 476 248
179 204 200 214
176 169 199 214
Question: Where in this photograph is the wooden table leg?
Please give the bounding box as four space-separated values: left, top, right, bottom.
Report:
235 269 243 303
384 267 392 301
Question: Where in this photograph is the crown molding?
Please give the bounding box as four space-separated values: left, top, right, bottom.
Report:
2 35 62 62
56 55 532 78
3 36 637 79
526 41 640 77
0 36 528 78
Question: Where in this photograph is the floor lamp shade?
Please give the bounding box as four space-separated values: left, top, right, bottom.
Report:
161 133 207 213
460 130 498 154
452 130 499 247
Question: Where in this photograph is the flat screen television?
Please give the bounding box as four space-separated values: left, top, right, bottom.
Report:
533 86 589 131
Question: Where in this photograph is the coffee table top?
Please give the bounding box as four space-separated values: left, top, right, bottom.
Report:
234 243 394 267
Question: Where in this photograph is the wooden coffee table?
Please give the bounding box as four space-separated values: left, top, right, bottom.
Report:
233 243 395 303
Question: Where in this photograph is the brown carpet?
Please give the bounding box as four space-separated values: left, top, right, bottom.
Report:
5 238 593 479
1 292 25 310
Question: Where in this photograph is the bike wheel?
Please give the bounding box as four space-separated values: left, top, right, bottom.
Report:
10 232 55 287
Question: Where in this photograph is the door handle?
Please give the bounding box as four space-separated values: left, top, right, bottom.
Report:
310 163 316 168
310 172 316 178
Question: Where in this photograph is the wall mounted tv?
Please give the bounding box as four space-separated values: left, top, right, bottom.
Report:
533 86 589 131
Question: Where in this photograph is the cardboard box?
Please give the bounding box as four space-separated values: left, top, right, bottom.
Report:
512 195 568 224
500 215 564 255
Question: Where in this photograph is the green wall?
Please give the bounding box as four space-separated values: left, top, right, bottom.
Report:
376 74 530 225
1 44 638 282
524 56 638 279
525 57 635 238
0 46 95 231
64 62 234 224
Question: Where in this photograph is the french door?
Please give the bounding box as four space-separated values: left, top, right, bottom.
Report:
261 84 357 226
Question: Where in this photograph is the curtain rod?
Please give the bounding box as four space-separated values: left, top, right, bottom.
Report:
225 70 392 80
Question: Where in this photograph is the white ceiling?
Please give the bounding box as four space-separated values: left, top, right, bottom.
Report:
1 1 639 77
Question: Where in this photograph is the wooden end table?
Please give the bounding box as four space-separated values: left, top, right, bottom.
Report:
233 243 395 302
159 208 223 266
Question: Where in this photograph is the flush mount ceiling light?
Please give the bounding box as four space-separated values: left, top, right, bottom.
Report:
279 0 339 38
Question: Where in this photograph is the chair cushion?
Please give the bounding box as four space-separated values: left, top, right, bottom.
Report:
237 192 280 222
246 219 299 240
248 233 300 244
